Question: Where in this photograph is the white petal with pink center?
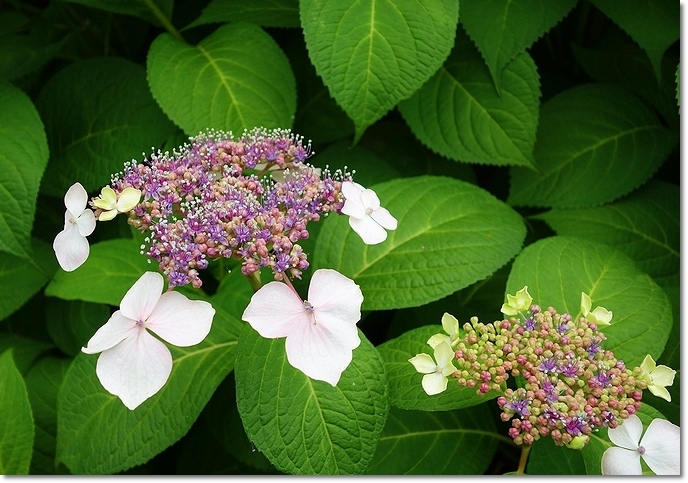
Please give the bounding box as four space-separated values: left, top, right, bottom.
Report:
53 182 96 272
341 181 397 245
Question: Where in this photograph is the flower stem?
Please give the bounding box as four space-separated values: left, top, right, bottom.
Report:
246 272 262 292
142 0 185 42
516 444 531 475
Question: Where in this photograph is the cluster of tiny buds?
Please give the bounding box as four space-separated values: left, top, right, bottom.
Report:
452 306 647 447
91 127 352 288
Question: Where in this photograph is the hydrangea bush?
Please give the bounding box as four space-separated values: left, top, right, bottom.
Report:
0 0 679 476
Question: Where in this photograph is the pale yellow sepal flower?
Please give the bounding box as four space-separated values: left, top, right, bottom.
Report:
501 286 532 316
409 341 456 396
427 313 460 348
580 292 613 326
640 355 676 402
93 186 141 221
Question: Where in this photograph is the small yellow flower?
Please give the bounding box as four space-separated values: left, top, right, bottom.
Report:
501 286 532 316
409 341 457 396
640 355 676 402
580 292 613 326
92 186 141 221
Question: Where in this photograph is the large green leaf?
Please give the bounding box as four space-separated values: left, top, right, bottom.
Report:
313 176 526 310
147 22 296 136
590 0 678 82
398 28 540 167
37 57 177 198
378 325 499 411
366 405 500 474
0 81 48 258
55 273 248 474
533 180 679 285
25 357 71 475
235 325 388 475
0 334 53 376
186 0 299 29
45 239 152 306
0 350 35 475
58 0 174 26
460 0 576 90
0 238 56 322
45 299 110 357
508 83 676 208
504 236 672 368
301 0 459 140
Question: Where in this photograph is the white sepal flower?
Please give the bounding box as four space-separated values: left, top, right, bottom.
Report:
640 355 676 402
427 313 460 348
501 286 532 316
53 182 96 272
581 292 613 326
409 341 457 396
601 415 680 475
92 186 141 221
82 272 215 410
242 268 364 386
341 181 397 245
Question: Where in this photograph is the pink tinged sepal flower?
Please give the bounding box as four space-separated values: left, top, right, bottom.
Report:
409 341 457 396
601 415 680 475
92 186 141 221
81 272 215 410
242 269 364 386
53 182 96 272
341 181 397 245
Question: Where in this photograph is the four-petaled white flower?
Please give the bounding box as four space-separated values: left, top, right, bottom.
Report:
580 292 613 326
341 181 397 245
427 313 460 349
639 355 676 402
53 182 96 272
82 271 215 410
501 286 532 316
242 269 364 386
409 341 457 396
601 415 680 475
92 186 141 221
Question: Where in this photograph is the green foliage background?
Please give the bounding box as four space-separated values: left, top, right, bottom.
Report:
0 0 678 475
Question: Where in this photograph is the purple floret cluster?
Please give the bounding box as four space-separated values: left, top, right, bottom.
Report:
94 127 350 288
452 306 647 447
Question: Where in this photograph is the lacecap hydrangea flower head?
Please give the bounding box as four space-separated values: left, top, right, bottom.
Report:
409 287 677 451
54 127 398 409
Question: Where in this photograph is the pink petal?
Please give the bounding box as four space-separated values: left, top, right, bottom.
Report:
349 215 388 244
608 414 642 450
119 272 164 322
242 281 309 338
76 209 96 236
94 329 173 410
308 269 363 327
64 182 88 217
601 447 642 475
370 206 397 231
146 291 215 347
82 311 137 354
53 224 90 272
360 189 381 210
640 419 680 475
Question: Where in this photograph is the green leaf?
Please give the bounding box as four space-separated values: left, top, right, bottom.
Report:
147 23 296 136
186 0 299 29
366 405 500 474
45 299 110 357
235 325 389 475
0 349 35 474
58 0 174 26
504 236 672 368
526 434 586 475
0 26 69 81
533 180 679 284
589 0 678 83
460 0 576 90
676 61 680 106
378 325 499 411
0 238 56 321
0 334 53 376
398 28 541 167
45 239 152 306
0 81 48 258
313 176 526 310
37 57 177 198
301 0 459 140
508 83 676 208
55 273 248 474
311 140 400 188
25 357 72 475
